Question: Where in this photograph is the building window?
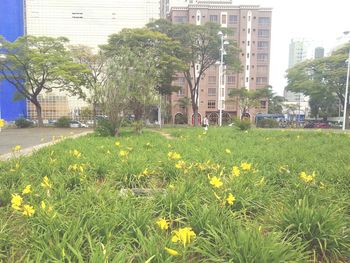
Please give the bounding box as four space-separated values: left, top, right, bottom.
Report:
246 65 249 70
209 15 218 22
247 53 250 58
256 77 268 84
257 65 268 73
227 75 236 84
208 88 216 96
177 77 186 85
257 53 269 62
178 88 184 96
221 14 227 24
174 16 187 23
260 100 267 108
208 100 216 109
257 41 269 49
228 15 238 24
248 28 251 33
258 17 270 25
72 12 83 19
208 76 216 84
258 29 270 38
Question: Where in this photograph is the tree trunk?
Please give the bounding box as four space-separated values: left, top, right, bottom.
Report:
92 102 97 128
33 100 43 127
193 106 199 126
346 104 350 129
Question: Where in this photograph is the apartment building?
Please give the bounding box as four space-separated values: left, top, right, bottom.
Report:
169 1 272 124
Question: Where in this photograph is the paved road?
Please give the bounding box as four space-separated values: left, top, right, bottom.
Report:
0 127 92 155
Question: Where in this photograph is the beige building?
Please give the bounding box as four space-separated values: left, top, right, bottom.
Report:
169 1 272 124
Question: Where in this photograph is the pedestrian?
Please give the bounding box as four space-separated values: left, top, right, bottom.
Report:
203 116 209 131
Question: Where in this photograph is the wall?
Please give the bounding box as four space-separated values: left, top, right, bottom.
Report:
0 0 27 121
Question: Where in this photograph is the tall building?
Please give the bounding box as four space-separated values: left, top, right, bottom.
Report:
169 1 272 124
314 47 324 59
0 0 27 121
3 0 162 122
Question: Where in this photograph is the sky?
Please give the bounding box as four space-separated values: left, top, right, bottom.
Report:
243 0 350 95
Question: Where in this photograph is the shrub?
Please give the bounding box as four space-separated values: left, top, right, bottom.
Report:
233 118 251 131
15 117 32 128
55 117 71 128
133 120 144 134
95 118 114 136
257 118 279 128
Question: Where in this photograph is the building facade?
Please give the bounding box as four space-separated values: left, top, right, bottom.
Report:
0 0 27 121
169 2 272 124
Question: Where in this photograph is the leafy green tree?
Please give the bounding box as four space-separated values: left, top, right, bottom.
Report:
70 45 107 127
286 43 350 126
0 35 87 126
148 19 241 126
265 86 285 114
101 28 182 134
229 87 269 119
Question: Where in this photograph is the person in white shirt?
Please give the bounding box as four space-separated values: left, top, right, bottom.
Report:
203 116 209 131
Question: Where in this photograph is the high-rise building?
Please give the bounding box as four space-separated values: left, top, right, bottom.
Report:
0 0 27 121
314 47 325 59
169 1 272 124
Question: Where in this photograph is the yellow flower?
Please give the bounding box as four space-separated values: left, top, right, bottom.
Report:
156 218 169 230
115 141 120 147
240 162 252 171
22 205 35 217
72 149 81 158
167 151 181 160
175 160 186 169
171 227 196 247
0 119 5 128
209 176 223 188
22 185 32 194
299 171 315 183
225 149 231 154
119 150 128 157
226 193 236 205
320 181 325 189
11 194 23 210
41 201 46 210
164 247 180 256
41 176 52 189
12 145 21 152
278 165 290 173
231 166 240 177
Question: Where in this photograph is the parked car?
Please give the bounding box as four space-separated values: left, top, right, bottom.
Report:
313 122 331 129
69 121 88 128
304 122 315 128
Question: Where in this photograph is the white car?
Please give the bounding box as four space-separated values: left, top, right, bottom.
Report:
69 121 88 128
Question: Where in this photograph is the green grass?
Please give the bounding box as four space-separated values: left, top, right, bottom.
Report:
0 127 350 262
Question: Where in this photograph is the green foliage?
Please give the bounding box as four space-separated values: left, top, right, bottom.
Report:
1 128 350 261
55 117 71 128
233 118 251 130
15 117 33 128
271 197 350 262
256 118 279 128
95 118 115 137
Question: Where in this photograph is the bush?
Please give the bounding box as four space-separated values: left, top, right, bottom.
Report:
133 120 144 134
95 118 114 136
15 117 33 128
55 117 71 128
233 118 251 131
257 118 279 128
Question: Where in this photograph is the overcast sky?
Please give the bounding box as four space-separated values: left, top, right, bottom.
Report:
244 0 350 95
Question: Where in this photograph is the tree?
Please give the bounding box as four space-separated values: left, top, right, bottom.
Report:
265 86 284 114
101 28 182 134
148 19 241 126
175 96 191 123
228 87 270 119
70 45 107 127
0 35 87 126
286 43 350 127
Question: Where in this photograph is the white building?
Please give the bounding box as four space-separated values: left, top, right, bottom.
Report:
25 0 161 121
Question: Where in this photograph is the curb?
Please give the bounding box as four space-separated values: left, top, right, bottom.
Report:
0 131 93 161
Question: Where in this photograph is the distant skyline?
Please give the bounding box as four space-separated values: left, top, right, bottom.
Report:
239 0 350 95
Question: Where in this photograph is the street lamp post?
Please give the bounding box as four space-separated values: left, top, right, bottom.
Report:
342 38 350 130
217 31 228 126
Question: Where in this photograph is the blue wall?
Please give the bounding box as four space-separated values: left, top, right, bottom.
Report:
0 0 27 121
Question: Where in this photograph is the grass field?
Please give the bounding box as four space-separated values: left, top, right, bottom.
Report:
0 127 349 262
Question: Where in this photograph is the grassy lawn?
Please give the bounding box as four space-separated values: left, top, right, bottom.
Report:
0 127 349 262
